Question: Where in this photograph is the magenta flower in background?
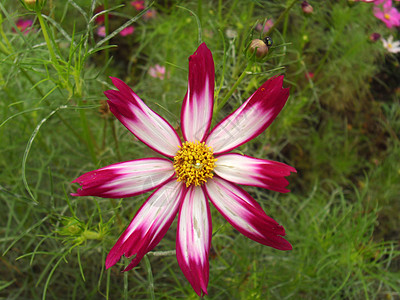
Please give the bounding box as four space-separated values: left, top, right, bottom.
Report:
96 26 106 37
131 0 145 10
148 64 168 80
255 19 274 34
72 43 295 296
13 19 33 35
373 0 400 28
143 9 157 20
120 26 135 37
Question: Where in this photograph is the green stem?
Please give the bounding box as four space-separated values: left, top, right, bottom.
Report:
266 0 300 36
104 0 110 69
110 119 122 161
36 11 58 65
215 61 253 116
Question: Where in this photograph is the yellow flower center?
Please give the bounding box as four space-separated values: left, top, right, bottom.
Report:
384 13 391 20
173 141 217 187
388 43 392 49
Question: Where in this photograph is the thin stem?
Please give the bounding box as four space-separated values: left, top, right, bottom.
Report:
215 61 253 116
266 0 300 36
110 119 122 161
36 11 58 65
104 0 110 67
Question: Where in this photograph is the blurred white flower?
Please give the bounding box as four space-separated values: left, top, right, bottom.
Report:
382 35 400 53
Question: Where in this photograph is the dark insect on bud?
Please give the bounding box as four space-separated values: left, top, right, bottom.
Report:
263 36 273 48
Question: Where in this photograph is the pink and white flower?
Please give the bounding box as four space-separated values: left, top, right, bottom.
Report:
72 43 295 296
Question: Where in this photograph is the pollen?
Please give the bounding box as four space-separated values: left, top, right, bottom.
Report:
173 141 217 187
384 13 391 20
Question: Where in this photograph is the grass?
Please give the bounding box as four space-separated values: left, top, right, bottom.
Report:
1 0 399 299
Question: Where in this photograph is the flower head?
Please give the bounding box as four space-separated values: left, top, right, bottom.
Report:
382 35 400 53
373 0 400 28
13 19 33 35
255 19 274 34
120 26 135 37
131 0 145 10
148 64 168 80
143 9 157 20
72 43 295 296
96 26 106 37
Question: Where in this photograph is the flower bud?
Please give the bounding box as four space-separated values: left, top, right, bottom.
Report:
248 39 269 59
301 1 313 14
21 0 45 11
369 32 381 42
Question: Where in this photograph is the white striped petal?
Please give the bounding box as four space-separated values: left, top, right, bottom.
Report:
72 158 175 198
206 76 289 154
106 180 185 271
204 177 292 250
105 77 181 157
214 153 296 193
176 186 211 296
181 43 215 142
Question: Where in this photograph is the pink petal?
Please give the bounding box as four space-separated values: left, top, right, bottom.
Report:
206 76 289 154
176 186 211 296
120 26 135 36
106 180 185 271
105 77 181 157
214 153 296 193
71 158 175 198
181 43 215 143
204 177 292 250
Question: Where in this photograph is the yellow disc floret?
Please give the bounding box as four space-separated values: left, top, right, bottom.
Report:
173 141 217 187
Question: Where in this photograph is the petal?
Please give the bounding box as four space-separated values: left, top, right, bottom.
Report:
181 43 215 142
105 77 181 157
72 158 175 198
176 186 211 296
206 76 289 154
214 153 296 193
106 180 185 271
204 177 292 251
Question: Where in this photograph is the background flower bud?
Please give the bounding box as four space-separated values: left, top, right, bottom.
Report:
302 1 313 14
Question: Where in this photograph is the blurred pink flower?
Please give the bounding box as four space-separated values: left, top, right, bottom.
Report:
131 0 145 10
148 64 167 80
255 19 274 34
143 9 157 20
97 26 106 37
13 19 33 35
373 0 400 28
120 26 135 37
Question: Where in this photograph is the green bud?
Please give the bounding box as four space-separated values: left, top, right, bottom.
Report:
248 39 269 59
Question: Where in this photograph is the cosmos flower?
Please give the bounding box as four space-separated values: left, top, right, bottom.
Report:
131 0 145 10
382 35 400 52
13 19 33 35
96 26 106 37
72 43 295 296
143 9 157 20
120 26 135 37
148 64 168 80
373 0 400 28
255 19 274 34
